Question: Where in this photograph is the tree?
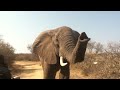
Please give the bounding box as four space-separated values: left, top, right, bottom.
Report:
105 41 120 59
0 36 15 65
87 40 104 54
87 40 96 53
94 42 103 54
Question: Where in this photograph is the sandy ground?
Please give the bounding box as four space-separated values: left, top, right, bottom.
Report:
12 61 43 79
12 61 91 79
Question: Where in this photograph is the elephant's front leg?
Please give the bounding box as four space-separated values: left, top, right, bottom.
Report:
59 63 70 79
42 60 58 79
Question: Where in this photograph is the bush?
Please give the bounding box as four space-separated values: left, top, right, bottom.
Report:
15 53 33 61
0 38 15 67
71 41 120 79
71 53 120 79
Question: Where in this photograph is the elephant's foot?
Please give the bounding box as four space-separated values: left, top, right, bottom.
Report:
59 73 69 79
59 64 70 79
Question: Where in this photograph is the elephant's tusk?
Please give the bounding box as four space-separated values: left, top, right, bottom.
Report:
60 56 68 66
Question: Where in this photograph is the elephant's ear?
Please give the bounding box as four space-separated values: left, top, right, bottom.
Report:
35 32 58 64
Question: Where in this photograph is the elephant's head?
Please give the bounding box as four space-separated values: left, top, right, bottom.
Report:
53 26 90 65
32 26 90 66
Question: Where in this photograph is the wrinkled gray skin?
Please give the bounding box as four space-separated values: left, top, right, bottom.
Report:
32 26 90 79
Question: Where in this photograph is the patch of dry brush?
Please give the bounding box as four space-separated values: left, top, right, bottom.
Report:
71 54 120 79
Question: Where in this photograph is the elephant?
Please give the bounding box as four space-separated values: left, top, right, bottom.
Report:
32 26 90 79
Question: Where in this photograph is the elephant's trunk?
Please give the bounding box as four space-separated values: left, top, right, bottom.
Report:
70 34 90 64
70 38 81 63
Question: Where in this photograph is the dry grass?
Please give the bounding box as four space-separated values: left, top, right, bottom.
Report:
70 54 120 79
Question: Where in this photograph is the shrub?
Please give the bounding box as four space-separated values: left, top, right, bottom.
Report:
0 38 15 66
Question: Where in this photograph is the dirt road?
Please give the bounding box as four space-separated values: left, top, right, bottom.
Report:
12 61 43 79
12 61 91 79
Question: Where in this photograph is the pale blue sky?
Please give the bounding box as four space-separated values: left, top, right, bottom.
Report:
0 11 120 53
